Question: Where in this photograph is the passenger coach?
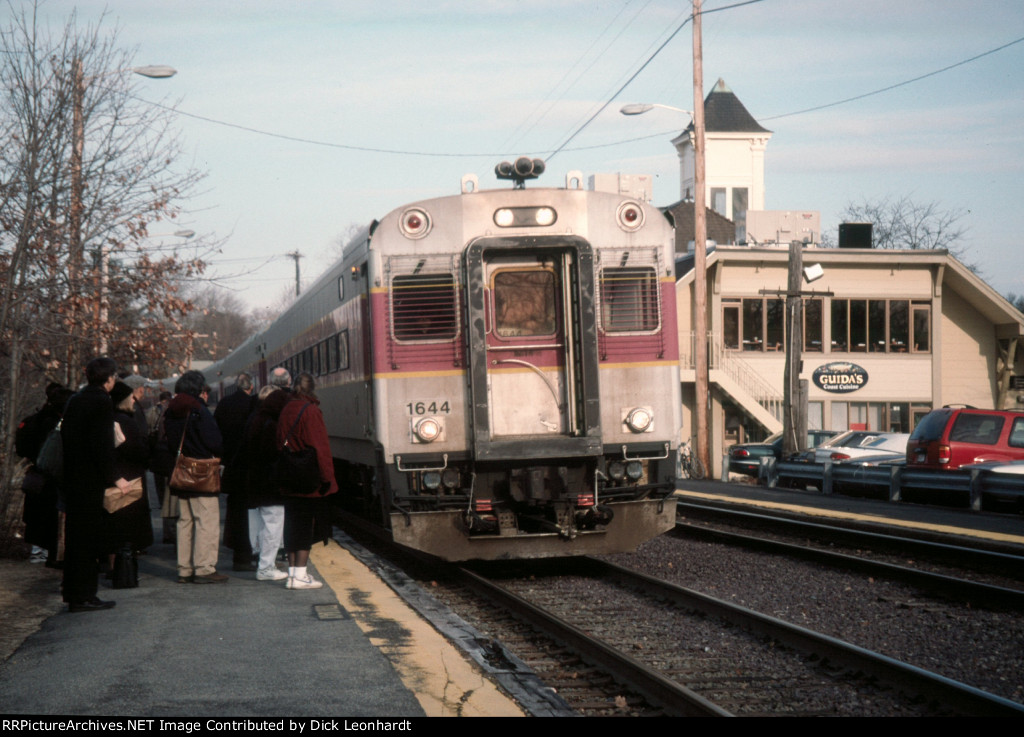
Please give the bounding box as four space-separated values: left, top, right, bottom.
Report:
205 162 682 560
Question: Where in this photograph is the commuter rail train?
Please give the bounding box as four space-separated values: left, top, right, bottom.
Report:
204 161 682 560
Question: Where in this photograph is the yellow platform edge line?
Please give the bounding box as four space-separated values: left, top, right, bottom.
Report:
675 489 1024 546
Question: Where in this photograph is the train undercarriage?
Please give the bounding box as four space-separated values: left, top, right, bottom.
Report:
333 448 678 561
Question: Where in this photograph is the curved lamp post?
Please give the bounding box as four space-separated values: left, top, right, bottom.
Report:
619 91 710 475
70 63 177 361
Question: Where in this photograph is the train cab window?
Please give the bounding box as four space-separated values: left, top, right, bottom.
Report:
391 273 458 341
599 267 660 333
493 269 556 337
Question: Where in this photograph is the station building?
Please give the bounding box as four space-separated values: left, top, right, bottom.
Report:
661 80 1024 478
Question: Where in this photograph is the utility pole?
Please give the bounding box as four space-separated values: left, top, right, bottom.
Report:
288 250 303 296
69 57 85 374
783 240 804 458
692 0 710 474
760 243 832 458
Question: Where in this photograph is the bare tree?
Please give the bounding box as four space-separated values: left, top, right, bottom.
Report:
838 196 971 264
186 285 260 362
0 3 211 534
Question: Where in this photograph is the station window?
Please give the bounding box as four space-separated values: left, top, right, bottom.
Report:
711 187 727 216
722 297 821 352
391 273 458 342
827 401 929 432
732 187 748 229
599 266 660 333
804 299 823 352
831 298 930 353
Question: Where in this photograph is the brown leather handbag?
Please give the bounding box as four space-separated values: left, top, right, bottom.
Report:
169 414 221 494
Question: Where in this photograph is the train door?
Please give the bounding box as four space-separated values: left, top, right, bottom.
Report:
465 237 602 461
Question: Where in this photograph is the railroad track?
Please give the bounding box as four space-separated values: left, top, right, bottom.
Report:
459 557 1024 717
675 499 1024 597
672 522 1024 611
334 510 1024 716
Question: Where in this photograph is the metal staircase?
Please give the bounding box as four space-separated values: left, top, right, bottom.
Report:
681 333 783 433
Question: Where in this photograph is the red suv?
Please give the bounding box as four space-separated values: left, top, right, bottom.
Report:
906 408 1024 469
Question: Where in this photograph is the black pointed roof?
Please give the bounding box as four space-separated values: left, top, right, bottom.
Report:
661 199 736 253
685 79 770 134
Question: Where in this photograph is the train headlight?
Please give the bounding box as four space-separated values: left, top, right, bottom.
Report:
608 461 626 481
422 471 442 490
413 417 442 443
441 468 460 489
626 461 644 481
399 208 432 239
535 207 556 226
625 407 654 433
493 206 558 228
616 200 645 232
494 208 515 227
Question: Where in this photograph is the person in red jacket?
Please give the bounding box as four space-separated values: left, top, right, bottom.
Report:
275 372 337 589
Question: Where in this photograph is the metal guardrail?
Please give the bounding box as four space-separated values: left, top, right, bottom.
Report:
757 457 1024 511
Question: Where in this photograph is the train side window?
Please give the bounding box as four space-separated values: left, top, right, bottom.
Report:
392 273 458 341
493 269 556 337
335 331 350 371
327 335 338 372
600 267 660 333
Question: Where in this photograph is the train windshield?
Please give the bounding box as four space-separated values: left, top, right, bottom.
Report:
493 269 557 337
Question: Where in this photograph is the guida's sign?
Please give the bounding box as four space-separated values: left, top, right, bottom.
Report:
812 362 868 393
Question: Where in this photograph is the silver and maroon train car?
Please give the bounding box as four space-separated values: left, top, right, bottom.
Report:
205 165 682 560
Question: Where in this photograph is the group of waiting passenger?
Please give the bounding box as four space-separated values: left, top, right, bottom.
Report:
16 357 337 613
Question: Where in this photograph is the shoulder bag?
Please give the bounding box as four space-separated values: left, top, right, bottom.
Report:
271 403 322 496
35 421 63 483
169 413 221 494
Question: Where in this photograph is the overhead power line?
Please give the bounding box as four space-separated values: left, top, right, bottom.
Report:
762 35 1024 120
134 27 1022 161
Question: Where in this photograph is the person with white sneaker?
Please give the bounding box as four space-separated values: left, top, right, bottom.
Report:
274 371 337 590
242 382 291 582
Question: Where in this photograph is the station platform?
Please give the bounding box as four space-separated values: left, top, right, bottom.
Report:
0 528 524 718
675 478 1024 552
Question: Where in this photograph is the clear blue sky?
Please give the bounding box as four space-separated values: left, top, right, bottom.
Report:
22 0 1024 310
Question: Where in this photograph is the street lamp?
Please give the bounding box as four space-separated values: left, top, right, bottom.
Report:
619 90 710 477
71 64 178 265
619 103 694 118
69 62 177 364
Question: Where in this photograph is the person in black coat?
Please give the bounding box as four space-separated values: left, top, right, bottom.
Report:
107 382 155 562
214 373 258 571
60 357 126 612
16 385 74 567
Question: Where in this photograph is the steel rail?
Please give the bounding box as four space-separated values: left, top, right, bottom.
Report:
587 557 1024 717
454 565 732 717
676 499 1024 566
673 521 1024 610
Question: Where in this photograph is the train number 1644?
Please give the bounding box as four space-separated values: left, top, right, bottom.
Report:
406 400 450 415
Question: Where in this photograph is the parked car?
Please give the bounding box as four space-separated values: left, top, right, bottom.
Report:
817 432 910 463
906 408 1024 469
961 459 1024 475
728 429 837 477
791 430 887 463
830 454 907 495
